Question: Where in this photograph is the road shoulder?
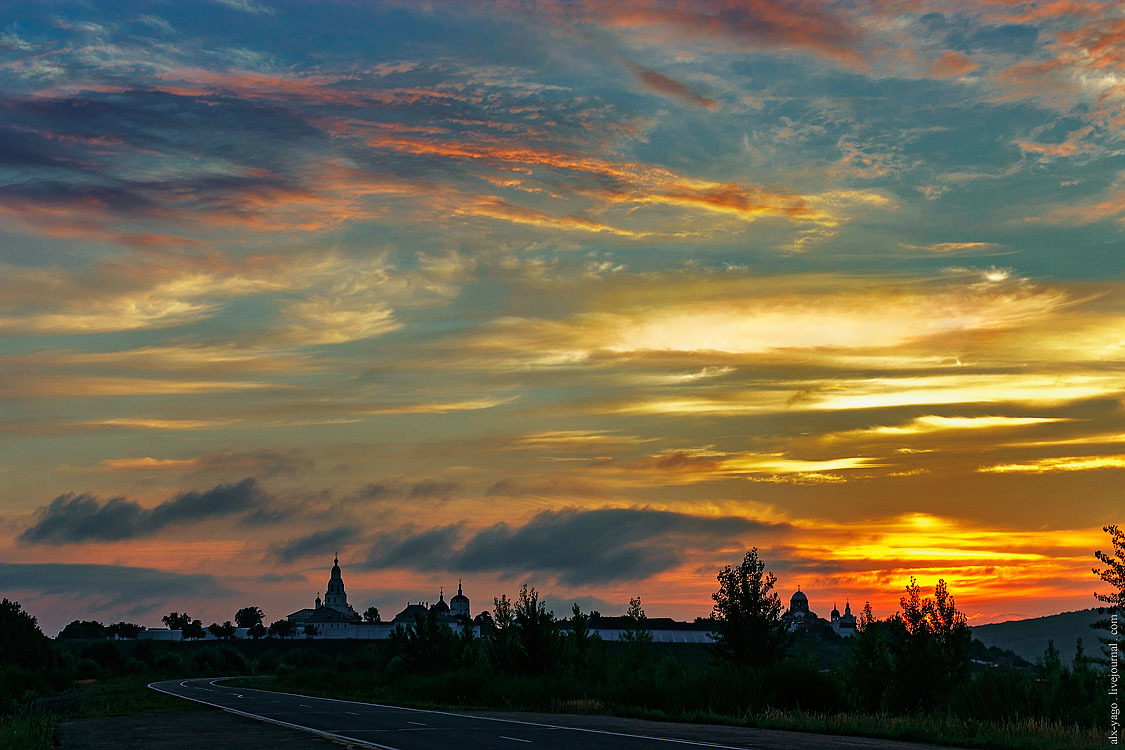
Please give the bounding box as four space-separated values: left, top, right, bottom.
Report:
469 710 964 750
59 710 350 749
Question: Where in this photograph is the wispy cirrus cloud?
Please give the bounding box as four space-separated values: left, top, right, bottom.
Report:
978 455 1125 473
453 271 1069 365
88 448 313 477
529 0 868 68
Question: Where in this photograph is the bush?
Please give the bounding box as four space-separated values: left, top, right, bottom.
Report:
153 652 187 676
81 641 123 672
75 658 102 681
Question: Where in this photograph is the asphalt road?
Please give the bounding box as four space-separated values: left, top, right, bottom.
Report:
148 678 958 750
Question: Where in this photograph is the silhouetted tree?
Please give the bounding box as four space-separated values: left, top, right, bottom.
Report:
106 621 146 639
58 620 107 639
161 612 191 630
1092 523 1124 662
363 606 381 623
0 599 50 669
234 606 264 629
564 603 600 677
514 584 559 675
709 548 788 667
248 622 267 639
182 619 206 640
209 621 236 640
1073 637 1091 677
1040 638 1062 679
885 578 970 710
620 595 652 669
389 609 461 672
303 623 319 639
474 610 495 637
455 613 476 650
268 619 295 639
620 596 652 645
846 602 892 711
487 593 519 672
568 603 592 644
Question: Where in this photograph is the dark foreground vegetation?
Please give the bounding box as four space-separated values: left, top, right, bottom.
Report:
228 568 1109 750
0 627 1106 750
3 526 1121 749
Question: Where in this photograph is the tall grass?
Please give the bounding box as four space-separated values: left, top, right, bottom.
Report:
0 713 55 750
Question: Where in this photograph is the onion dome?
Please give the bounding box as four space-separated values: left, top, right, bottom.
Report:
432 587 450 614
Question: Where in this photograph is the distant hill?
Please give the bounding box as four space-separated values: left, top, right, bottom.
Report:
970 609 1104 664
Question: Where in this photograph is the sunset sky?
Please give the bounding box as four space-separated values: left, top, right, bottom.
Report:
1 0 1123 635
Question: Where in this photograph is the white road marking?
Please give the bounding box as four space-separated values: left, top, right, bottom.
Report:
345 711 359 715
181 678 758 749
146 681 399 750
499 736 532 743
406 721 426 726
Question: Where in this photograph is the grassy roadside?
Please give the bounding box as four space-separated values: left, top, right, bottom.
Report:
0 715 55 750
73 677 206 719
227 675 1105 750
0 672 1104 750
0 677 207 750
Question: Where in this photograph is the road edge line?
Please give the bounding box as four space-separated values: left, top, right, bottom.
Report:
208 677 755 749
146 680 402 750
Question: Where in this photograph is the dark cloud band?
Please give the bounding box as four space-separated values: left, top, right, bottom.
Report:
361 507 786 585
19 477 269 544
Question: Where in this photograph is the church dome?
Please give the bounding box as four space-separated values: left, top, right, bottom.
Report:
789 587 810 614
432 588 450 614
449 580 470 618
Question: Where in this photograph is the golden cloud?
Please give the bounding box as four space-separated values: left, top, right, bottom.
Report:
978 455 1125 473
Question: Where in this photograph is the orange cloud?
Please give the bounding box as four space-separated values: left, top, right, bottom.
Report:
536 0 868 69
0 374 280 398
1035 186 1125 224
927 51 978 78
1017 125 1093 159
458 197 644 236
628 63 716 109
363 131 849 232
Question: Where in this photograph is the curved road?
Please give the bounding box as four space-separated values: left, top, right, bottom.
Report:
148 678 957 750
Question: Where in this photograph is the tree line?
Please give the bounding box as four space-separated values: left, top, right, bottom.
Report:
59 604 386 642
3 524 1121 747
